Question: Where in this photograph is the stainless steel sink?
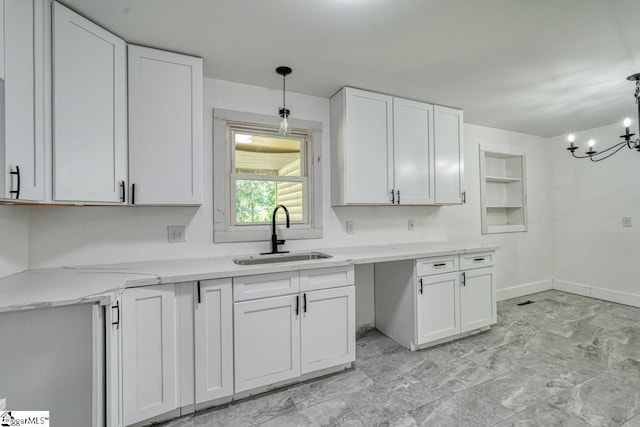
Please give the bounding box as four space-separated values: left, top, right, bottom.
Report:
233 251 332 265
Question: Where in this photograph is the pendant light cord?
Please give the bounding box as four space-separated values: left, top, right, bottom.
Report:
283 73 286 112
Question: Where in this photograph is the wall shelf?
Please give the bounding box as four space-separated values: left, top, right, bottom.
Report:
480 146 527 234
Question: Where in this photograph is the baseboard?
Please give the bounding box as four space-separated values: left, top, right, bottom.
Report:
497 279 552 301
551 279 591 297
552 279 640 308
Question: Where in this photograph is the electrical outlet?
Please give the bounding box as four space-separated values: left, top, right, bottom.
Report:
408 219 415 231
622 217 632 227
168 226 186 243
346 221 354 234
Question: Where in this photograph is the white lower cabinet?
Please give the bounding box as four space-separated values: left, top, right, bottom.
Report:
111 267 354 426
121 284 178 426
301 286 355 374
194 279 233 404
375 252 496 351
233 267 355 393
461 266 496 332
234 294 301 393
416 272 460 344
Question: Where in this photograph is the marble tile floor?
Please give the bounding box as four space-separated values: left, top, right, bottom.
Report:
158 290 640 427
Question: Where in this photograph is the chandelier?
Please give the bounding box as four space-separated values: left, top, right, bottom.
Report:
567 73 640 161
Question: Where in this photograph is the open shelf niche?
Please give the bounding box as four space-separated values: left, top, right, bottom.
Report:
479 145 527 234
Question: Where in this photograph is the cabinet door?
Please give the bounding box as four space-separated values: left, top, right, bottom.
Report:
460 266 496 332
234 295 300 392
0 0 4 80
434 105 463 204
344 88 393 204
121 285 178 426
128 45 203 205
393 98 434 204
2 0 46 201
52 2 127 203
194 279 233 404
301 286 355 374
416 272 460 345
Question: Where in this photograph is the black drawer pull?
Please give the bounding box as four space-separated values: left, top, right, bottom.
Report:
473 257 486 262
433 263 447 267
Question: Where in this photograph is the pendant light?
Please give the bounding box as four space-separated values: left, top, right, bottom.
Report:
276 66 292 135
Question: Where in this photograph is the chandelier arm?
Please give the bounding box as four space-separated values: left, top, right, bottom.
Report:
589 144 628 162
590 140 629 155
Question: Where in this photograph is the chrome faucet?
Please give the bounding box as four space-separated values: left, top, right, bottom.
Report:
261 205 290 255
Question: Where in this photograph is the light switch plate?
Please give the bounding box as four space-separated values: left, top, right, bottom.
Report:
168 226 186 242
408 219 415 231
622 217 632 227
346 221 354 234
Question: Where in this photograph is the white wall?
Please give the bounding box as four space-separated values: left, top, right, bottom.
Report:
0 205 29 277
550 122 640 304
25 79 552 304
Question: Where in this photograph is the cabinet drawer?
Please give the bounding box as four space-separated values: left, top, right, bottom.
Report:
460 252 495 270
415 255 458 276
233 271 300 302
300 266 355 292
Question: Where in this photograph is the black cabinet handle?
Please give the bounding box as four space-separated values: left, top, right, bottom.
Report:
461 272 466 286
9 166 20 199
396 190 400 204
390 189 395 204
131 183 136 205
111 302 120 329
197 281 201 304
119 181 126 203
434 263 446 267
296 295 299 316
474 257 486 262
303 293 307 313
419 278 423 294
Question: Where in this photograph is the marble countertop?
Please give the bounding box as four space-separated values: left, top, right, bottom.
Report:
0 242 498 313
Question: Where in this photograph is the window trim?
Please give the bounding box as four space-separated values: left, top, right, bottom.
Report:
213 109 323 243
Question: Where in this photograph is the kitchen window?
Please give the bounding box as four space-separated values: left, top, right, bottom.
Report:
213 109 323 243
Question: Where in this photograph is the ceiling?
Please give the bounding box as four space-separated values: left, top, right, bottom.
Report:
60 0 640 138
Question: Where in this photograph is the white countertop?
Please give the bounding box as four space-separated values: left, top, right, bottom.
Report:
0 242 498 313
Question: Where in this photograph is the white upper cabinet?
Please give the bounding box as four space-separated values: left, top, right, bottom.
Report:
0 0 48 202
331 87 459 206
0 0 5 80
331 87 393 204
52 2 127 203
434 105 464 204
128 45 203 205
393 98 434 205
